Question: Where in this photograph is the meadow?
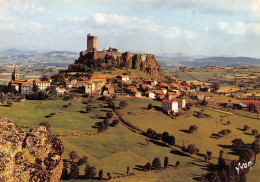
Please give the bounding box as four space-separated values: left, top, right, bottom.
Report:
1 92 260 181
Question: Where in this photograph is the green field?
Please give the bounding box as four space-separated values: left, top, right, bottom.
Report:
2 95 260 181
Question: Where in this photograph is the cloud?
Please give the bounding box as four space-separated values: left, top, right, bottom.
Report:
58 13 195 40
132 0 255 15
218 21 260 36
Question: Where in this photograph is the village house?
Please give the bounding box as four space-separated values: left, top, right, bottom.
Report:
56 87 66 95
145 91 155 99
118 75 130 82
204 94 215 101
161 99 178 113
84 81 96 95
168 92 178 100
170 98 186 108
90 76 107 84
21 83 33 95
241 100 260 110
143 79 157 86
222 102 241 109
197 94 205 101
34 80 51 90
156 94 165 101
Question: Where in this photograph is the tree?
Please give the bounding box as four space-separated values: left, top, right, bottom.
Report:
107 172 112 180
85 165 96 179
145 162 152 171
168 135 175 145
39 121 51 131
110 119 119 127
85 106 92 113
189 125 198 133
98 169 103 180
164 157 169 168
187 144 199 155
119 101 128 109
61 161 69 180
176 160 180 167
162 132 169 143
69 151 79 162
207 151 212 158
252 129 258 136
78 155 88 166
106 112 113 119
152 157 161 170
148 103 153 110
6 101 12 107
70 162 79 179
232 138 244 149
243 124 250 131
248 103 256 111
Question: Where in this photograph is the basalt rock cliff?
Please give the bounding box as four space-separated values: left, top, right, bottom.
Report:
69 49 165 80
0 118 64 181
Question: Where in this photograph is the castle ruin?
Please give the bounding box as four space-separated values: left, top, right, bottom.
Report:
77 34 164 79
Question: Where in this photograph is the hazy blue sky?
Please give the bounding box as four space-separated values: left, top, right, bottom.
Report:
0 0 260 57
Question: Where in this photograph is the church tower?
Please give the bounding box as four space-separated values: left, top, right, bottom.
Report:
12 66 19 81
87 33 97 52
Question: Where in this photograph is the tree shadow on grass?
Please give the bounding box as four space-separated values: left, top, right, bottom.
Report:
236 128 245 131
244 132 254 136
180 129 190 134
150 139 168 147
153 106 161 111
133 165 146 171
44 115 52 118
170 149 189 157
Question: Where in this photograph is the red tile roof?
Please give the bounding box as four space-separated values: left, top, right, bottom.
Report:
205 94 214 97
162 99 177 104
243 100 260 104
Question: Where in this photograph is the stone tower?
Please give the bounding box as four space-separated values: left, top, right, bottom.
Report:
87 33 97 52
12 65 19 81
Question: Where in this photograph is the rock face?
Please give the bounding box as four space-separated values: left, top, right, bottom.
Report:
0 118 64 181
73 49 165 80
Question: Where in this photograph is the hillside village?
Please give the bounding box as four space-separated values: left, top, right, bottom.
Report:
0 34 259 115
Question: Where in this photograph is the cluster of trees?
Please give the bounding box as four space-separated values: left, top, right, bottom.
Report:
144 157 180 171
162 132 176 145
182 144 200 155
61 151 111 180
146 129 176 146
202 149 251 182
97 112 119 133
26 86 64 100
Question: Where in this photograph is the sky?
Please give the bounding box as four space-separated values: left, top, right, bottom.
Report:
0 0 260 57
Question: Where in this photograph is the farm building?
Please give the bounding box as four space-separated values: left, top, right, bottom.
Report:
161 99 178 113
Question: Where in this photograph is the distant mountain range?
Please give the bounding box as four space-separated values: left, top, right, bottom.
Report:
0 50 78 66
0 49 259 68
156 55 260 69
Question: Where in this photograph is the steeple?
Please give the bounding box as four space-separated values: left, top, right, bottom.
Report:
12 65 19 81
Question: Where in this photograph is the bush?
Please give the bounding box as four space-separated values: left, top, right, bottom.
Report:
106 112 113 119
145 162 152 171
119 101 128 109
187 144 199 155
188 125 198 133
39 121 51 131
152 157 161 170
148 103 153 110
85 165 96 179
110 119 119 127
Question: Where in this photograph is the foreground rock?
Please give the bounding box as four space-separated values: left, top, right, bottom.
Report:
0 118 64 181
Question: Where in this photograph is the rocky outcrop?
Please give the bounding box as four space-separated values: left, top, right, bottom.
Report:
73 50 165 80
0 118 64 181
